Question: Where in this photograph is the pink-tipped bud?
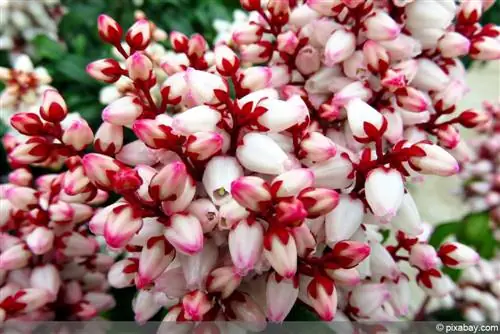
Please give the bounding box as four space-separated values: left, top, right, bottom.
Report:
82 153 122 189
104 204 143 249
163 213 204 255
170 31 189 52
458 109 489 128
345 98 386 140
172 105 222 135
231 176 272 212
332 81 372 106
219 199 250 230
187 199 219 233
264 228 297 279
295 45 321 76
58 232 97 257
149 161 188 201
307 275 337 321
229 218 264 275
86 58 122 83
6 186 37 210
271 168 314 199
350 283 390 317
436 125 460 150
8 168 32 186
438 242 480 269
327 241 371 269
62 118 94 151
232 23 264 45
266 272 299 323
470 36 500 60
227 292 267 332
458 0 482 25
132 115 176 149
257 95 309 132
370 242 400 281
102 95 143 126
206 266 242 300
126 52 153 81
0 244 31 270
97 14 123 45
238 66 273 91
26 226 54 255
240 0 261 11
182 290 213 321
275 198 308 227
214 45 240 76
40 89 67 122
365 167 404 218
324 267 361 287
126 19 151 50
185 131 223 161
136 236 175 289
363 40 389 73
363 10 400 41
324 29 356 66
396 87 430 113
10 112 44 136
299 132 337 162
438 32 470 58
188 34 207 58
410 143 459 176
30 264 61 301
108 258 138 289
4 289 52 314
9 137 50 165
416 269 454 297
240 41 273 64
277 31 299 55
299 187 339 218
409 243 439 271
94 122 124 155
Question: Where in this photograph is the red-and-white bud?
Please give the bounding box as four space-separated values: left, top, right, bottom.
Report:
363 40 389 73
3 289 52 314
230 176 272 212
160 176 196 215
206 266 242 299
149 161 188 201
7 168 31 187
126 19 151 50
417 268 455 297
30 264 61 301
436 125 460 150
104 204 143 249
108 258 138 288
62 118 94 151
97 14 123 45
396 87 430 113
409 243 439 271
132 114 176 149
266 272 298 323
10 112 44 136
26 226 54 255
219 199 250 229
0 244 31 270
458 109 489 128
86 58 122 83
82 153 122 189
202 156 243 206
470 36 500 60
271 168 314 199
238 66 273 91
232 23 264 45
257 95 309 132
172 105 222 135
438 242 480 269
264 228 297 279
370 242 400 281
363 10 400 41
332 81 372 106
307 275 337 321
412 59 450 92
40 89 67 123
391 192 423 236
187 199 219 233
458 0 482 25
126 52 153 81
324 29 356 66
163 213 204 255
327 240 371 269
94 122 123 155
295 45 321 76
133 290 162 324
346 98 386 140
102 95 143 126
349 283 390 317
6 186 37 210
185 131 223 161
182 290 213 321
240 0 261 11
214 45 240 76
229 218 264 275
292 223 316 257
277 31 299 55
299 132 337 163
310 153 354 189
9 137 51 165
275 198 308 227
324 267 361 287
299 187 339 218
410 143 459 176
438 32 470 58
365 168 404 218
187 33 207 58
227 292 267 332
136 237 175 289
170 31 189 52
57 232 97 257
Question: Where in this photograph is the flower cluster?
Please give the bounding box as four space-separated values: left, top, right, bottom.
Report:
460 100 500 239
0 104 115 322
0 0 65 54
2 0 499 328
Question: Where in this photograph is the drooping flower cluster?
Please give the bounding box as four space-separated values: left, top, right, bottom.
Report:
0 0 65 54
0 98 115 321
460 100 500 239
2 0 499 328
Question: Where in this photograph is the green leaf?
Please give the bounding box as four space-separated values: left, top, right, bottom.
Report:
428 221 460 248
55 54 98 86
32 35 65 61
457 212 490 247
442 266 462 282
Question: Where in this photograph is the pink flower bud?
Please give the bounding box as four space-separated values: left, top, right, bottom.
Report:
410 143 459 176
240 0 261 10
86 58 123 83
332 81 372 106
229 218 264 275
470 36 500 60
160 52 189 75
170 31 189 52
227 292 267 332
236 133 294 175
94 122 123 155
307 276 337 321
160 177 196 215
188 34 207 58
6 186 37 210
417 268 454 297
102 96 143 126
8 169 32 187
97 14 123 45
104 204 143 249
214 45 240 76
306 0 339 16
277 31 299 55
30 264 61 301
391 192 423 236
232 23 264 45
187 199 219 233
136 237 175 289
9 137 50 165
379 34 422 62
238 66 273 91
295 45 321 76
365 168 404 218
412 59 450 92
172 105 222 135
324 29 356 66
126 19 151 50
257 95 309 132
163 213 204 255
133 290 162 324
292 223 316 257
240 41 273 64
299 187 339 218
310 153 354 189
370 242 400 281
84 292 115 312
202 156 244 206
182 290 213 321
271 168 315 199
186 131 223 161
409 243 439 271
126 52 153 81
395 87 430 112
324 267 361 287
264 228 297 278
26 226 54 255
5 289 52 313
58 232 97 257
275 198 308 227
132 115 175 149
349 283 390 317
438 242 479 269
62 118 94 151
231 176 272 212
458 0 482 25
299 132 337 163
149 161 188 201
436 125 460 150
363 40 389 73
458 109 489 128
161 71 188 105
266 273 298 323
438 32 470 58
0 244 31 270
346 98 386 140
219 199 250 229
179 239 218 290
82 153 122 189
108 258 138 288
10 112 44 136
40 89 67 123
363 10 400 41
206 266 242 299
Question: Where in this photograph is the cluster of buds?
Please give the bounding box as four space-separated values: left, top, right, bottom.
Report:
0 0 65 54
0 55 52 128
2 0 498 328
0 162 115 322
460 100 500 239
